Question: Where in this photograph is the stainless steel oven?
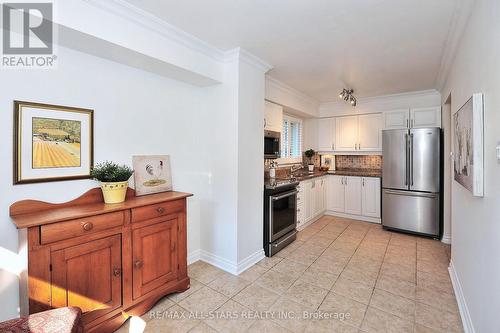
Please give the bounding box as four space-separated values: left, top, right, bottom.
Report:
264 181 298 256
264 130 281 159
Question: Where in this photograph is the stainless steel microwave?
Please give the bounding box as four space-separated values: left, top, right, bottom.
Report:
264 130 281 159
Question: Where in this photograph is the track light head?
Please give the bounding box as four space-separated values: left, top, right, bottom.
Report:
338 88 357 107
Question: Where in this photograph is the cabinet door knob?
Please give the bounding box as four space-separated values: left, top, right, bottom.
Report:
134 260 143 269
113 268 122 277
171 243 176 252
82 222 93 231
156 207 165 214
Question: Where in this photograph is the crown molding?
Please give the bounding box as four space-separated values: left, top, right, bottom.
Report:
224 48 273 73
435 0 475 90
265 75 319 106
82 0 226 62
320 89 441 108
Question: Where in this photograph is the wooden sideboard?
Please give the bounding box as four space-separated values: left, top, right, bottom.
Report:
10 188 193 333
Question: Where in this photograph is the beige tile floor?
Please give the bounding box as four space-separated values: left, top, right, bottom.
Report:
116 216 463 333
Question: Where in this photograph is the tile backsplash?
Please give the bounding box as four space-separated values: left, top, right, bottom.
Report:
335 155 382 170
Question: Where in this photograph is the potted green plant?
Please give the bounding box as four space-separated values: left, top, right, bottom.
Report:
304 149 316 173
91 161 134 204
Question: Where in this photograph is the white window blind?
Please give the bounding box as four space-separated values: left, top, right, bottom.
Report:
280 114 303 164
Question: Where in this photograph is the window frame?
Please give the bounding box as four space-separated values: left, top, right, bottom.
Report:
278 114 303 165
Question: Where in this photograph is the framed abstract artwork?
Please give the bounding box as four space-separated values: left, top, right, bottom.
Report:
132 155 172 196
453 93 484 197
14 101 94 184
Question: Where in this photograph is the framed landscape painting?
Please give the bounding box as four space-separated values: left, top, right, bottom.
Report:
132 155 172 196
14 101 94 184
453 93 484 197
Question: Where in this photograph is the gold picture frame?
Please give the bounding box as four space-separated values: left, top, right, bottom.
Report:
14 101 94 184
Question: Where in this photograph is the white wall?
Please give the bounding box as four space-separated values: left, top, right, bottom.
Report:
265 76 319 117
0 46 216 321
441 0 500 332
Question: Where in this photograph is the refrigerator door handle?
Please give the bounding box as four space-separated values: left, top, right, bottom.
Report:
384 189 438 199
405 133 409 186
410 133 414 186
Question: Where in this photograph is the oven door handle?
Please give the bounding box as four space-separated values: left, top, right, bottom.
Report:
271 190 298 201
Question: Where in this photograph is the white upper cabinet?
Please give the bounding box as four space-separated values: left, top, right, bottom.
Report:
410 107 441 128
335 114 382 152
361 177 381 218
384 109 410 129
358 113 383 151
335 116 359 151
317 118 336 151
384 107 441 130
264 101 283 132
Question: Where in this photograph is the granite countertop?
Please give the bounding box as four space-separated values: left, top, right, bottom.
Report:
292 168 382 181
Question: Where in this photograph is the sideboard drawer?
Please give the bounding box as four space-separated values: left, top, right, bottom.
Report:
131 200 184 223
40 211 125 245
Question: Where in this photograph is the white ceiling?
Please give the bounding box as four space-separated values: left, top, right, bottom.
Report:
122 0 458 102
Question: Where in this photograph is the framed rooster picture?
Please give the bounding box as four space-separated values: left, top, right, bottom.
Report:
132 155 172 196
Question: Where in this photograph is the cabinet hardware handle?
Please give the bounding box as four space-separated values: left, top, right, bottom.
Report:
362 178 365 186
113 268 121 277
156 207 165 214
171 243 176 251
82 222 93 231
406 119 409 128
134 260 143 269
345 177 348 185
297 208 301 212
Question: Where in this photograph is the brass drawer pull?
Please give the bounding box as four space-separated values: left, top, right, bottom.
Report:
156 207 165 214
82 222 93 231
134 260 143 269
113 268 122 277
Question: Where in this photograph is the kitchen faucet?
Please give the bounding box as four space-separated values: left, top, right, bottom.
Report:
290 164 303 175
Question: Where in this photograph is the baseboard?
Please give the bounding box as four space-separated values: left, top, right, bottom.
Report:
449 260 475 333
187 249 201 265
192 248 265 276
199 250 238 275
236 249 265 275
441 234 452 244
325 211 381 224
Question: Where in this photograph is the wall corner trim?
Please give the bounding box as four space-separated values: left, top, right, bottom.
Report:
435 0 475 90
441 235 452 244
198 250 239 275
225 48 273 73
236 249 265 275
449 260 476 333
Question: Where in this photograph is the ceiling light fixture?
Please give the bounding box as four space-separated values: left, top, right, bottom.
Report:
339 88 357 107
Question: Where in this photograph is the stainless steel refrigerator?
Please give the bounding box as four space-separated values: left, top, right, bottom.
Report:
382 128 441 237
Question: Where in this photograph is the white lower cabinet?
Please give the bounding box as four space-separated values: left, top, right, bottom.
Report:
297 177 326 229
361 177 381 218
326 175 345 212
344 176 362 215
326 175 381 222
